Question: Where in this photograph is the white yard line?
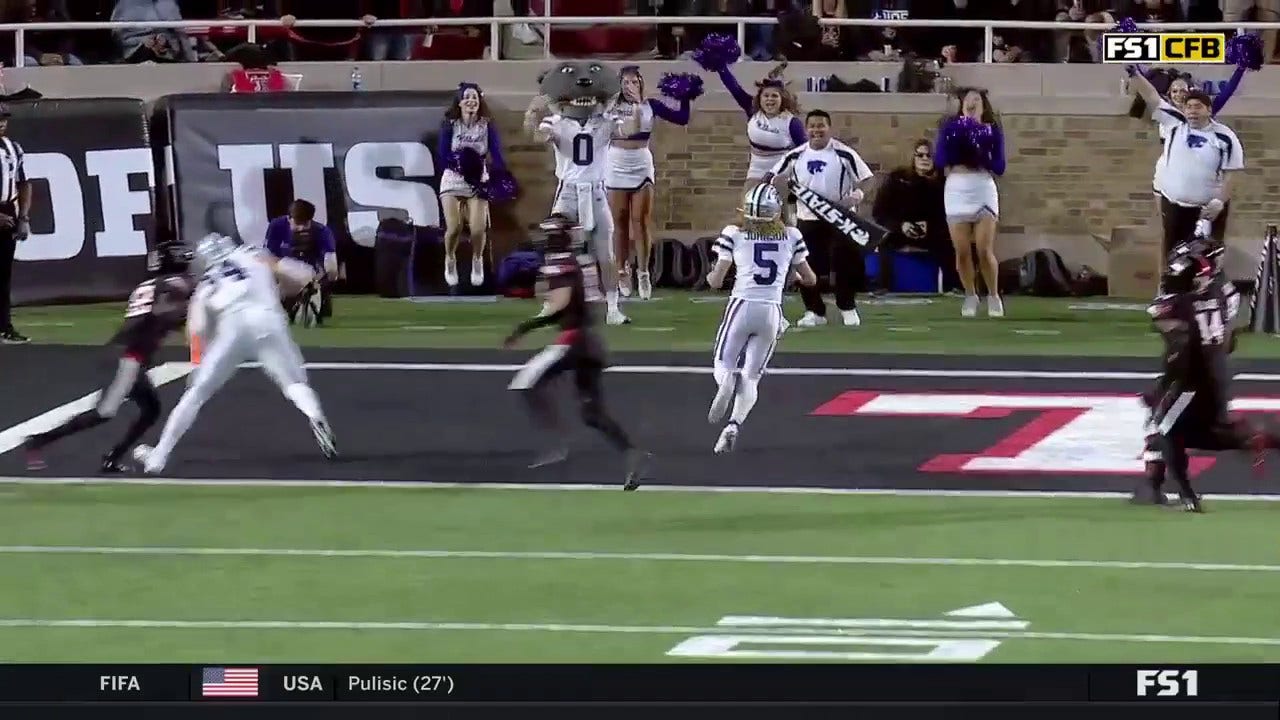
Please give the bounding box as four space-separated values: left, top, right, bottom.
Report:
180 360 1280 382
1 544 1276 573
0 363 194 455
0 617 1276 647
2 475 1278 503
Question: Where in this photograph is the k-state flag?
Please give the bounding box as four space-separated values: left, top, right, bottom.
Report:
202 667 260 698
788 180 888 249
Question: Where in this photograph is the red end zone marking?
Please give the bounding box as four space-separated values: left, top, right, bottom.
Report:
811 390 1225 477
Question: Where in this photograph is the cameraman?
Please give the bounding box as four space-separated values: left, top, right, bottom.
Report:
265 199 338 318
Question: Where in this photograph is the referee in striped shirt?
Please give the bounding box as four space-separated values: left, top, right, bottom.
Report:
0 103 31 344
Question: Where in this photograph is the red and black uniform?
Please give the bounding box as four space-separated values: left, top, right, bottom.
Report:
1138 266 1277 511
26 247 193 473
505 217 649 489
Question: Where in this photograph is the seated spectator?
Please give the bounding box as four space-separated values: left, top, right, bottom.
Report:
1053 0 1115 62
266 200 338 318
222 44 290 92
916 0 984 62
279 1 373 61
988 0 1053 62
363 0 425 60
112 0 223 62
1 0 82 66
870 140 960 294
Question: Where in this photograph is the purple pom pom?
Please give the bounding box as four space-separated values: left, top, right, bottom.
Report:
1227 32 1264 71
481 172 519 203
658 72 705 102
1097 18 1141 58
453 147 486 187
940 115 995 168
691 33 741 73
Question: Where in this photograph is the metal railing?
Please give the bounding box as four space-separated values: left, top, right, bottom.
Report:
6 16 1280 66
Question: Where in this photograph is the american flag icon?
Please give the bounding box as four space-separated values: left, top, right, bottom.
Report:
201 667 260 698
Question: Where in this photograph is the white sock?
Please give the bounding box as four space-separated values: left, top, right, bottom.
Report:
730 376 759 424
606 290 619 310
713 364 730 386
148 391 204 466
285 383 325 423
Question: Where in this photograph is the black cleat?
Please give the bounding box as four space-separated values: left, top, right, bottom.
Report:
1 329 29 344
623 449 652 491
1180 494 1205 513
100 453 131 474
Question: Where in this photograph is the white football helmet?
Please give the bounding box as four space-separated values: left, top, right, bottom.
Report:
742 183 782 222
195 233 238 270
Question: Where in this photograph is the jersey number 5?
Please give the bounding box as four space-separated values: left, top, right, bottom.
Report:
572 134 593 167
753 242 780 285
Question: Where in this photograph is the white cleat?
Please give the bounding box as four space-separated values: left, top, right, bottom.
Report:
987 295 1005 318
470 261 485 287
796 311 827 328
607 307 631 326
961 295 979 318
714 423 739 454
708 373 737 424
840 308 861 327
311 419 338 460
637 271 652 300
444 256 459 288
132 444 164 474
779 314 791 335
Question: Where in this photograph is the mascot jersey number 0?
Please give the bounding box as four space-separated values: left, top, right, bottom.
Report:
524 61 640 326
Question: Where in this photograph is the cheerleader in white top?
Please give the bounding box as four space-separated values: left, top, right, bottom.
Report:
438 83 518 289
606 66 700 300
693 35 806 192
935 89 1006 319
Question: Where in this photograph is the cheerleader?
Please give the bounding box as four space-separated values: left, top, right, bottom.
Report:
606 66 699 300
438 83 517 289
935 88 1006 319
692 35 806 191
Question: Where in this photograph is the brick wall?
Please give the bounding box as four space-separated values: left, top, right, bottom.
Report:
490 108 1280 269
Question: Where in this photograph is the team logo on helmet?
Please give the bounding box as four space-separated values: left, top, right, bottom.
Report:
741 183 782 221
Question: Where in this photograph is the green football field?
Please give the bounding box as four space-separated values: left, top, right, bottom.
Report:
2 292 1279 664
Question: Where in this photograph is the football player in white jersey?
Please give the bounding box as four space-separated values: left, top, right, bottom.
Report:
704 184 816 454
133 234 337 473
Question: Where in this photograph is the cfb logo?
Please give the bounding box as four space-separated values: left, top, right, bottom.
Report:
1103 33 1225 63
1137 669 1199 697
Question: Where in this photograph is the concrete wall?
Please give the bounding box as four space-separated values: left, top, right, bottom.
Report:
9 61 1280 277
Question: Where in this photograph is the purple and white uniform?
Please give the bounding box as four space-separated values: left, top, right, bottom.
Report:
438 117 510 197
605 97 693 191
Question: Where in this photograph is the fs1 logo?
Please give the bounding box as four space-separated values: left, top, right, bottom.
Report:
1137 669 1199 697
1103 33 1225 63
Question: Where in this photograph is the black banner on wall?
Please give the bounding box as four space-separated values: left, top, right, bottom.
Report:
153 92 452 294
12 97 155 306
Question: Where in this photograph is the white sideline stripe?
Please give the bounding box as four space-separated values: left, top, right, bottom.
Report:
0 363 194 455
222 360 1280 382
0 617 1277 647
2 544 1277 573
2 475 1279 503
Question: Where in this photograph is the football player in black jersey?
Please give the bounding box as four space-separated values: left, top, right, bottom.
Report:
24 242 195 473
503 214 651 490
1135 226 1280 512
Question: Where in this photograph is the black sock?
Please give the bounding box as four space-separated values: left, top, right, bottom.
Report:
108 406 159 461
29 410 107 449
583 408 633 453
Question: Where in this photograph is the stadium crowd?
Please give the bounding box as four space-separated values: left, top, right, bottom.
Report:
1 0 1276 66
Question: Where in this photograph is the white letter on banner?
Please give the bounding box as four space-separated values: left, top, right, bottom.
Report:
85 147 154 258
344 142 440 248
217 143 275 245
278 143 335 226
15 152 84 262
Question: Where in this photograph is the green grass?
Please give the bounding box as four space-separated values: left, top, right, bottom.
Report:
0 484 1276 662
14 292 1258 357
